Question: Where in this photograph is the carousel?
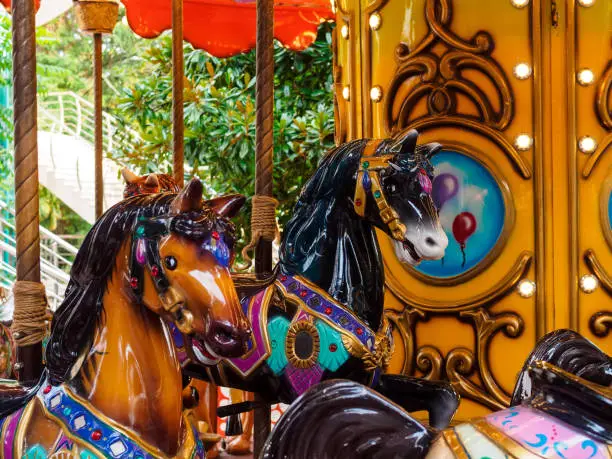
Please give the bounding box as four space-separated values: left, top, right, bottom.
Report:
0 0 610 458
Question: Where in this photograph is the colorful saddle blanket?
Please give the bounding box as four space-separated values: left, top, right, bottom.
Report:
439 405 612 459
0 382 205 458
225 272 392 396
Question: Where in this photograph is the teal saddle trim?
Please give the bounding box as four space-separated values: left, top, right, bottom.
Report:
266 315 350 376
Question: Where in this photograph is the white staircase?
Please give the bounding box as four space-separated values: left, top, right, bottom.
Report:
0 200 76 313
38 92 141 223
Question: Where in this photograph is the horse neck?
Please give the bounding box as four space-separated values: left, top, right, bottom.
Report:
280 140 385 330
70 243 184 456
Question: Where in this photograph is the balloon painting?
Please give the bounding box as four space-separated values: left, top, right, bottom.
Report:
452 212 477 267
432 173 459 209
410 151 506 279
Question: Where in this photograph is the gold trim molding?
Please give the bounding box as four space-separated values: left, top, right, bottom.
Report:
583 62 612 178
385 251 532 312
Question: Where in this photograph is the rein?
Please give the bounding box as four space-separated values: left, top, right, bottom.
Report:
353 140 407 241
128 218 194 334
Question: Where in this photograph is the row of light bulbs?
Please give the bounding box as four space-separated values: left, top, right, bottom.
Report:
511 0 595 6
517 274 598 298
340 0 599 154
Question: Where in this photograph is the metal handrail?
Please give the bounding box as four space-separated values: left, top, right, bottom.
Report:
39 91 141 157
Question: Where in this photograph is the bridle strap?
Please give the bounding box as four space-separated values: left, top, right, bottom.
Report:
353 140 407 241
129 223 194 334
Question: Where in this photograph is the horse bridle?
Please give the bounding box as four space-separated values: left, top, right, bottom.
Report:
353 140 407 241
128 218 195 334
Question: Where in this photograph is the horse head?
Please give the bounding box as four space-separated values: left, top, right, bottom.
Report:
354 129 448 265
130 178 251 364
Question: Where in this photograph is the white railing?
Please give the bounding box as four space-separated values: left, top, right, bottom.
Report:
38 91 141 160
0 200 77 310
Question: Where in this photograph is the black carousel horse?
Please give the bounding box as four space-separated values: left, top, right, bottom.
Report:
262 329 612 459
180 129 460 429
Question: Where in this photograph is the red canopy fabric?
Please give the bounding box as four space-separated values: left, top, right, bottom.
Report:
0 0 41 12
122 0 334 57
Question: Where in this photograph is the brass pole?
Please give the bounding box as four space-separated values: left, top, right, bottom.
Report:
12 0 44 381
94 33 103 218
172 0 184 187
253 0 274 453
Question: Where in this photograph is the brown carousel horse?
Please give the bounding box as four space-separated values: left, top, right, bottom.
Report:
262 329 612 459
0 178 251 458
121 168 253 456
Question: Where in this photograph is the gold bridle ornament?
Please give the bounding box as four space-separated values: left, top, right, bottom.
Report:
353 140 407 241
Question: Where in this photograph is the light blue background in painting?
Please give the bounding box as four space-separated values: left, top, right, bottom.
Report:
414 151 505 278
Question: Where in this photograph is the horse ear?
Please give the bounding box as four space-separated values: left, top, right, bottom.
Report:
206 194 246 219
170 178 204 214
121 168 140 184
145 173 160 188
388 129 419 157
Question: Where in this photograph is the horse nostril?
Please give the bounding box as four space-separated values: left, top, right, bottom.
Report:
425 236 437 247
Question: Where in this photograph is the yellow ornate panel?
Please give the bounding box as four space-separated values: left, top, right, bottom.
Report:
334 0 612 422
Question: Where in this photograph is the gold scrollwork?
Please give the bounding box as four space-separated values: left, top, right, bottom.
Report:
589 311 612 338
415 345 443 380
390 306 523 411
386 0 514 135
584 248 612 296
385 308 425 375
583 62 612 178
601 174 612 250
460 308 524 407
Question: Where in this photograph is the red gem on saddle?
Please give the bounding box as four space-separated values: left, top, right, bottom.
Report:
281 275 287 282
43 385 51 394
329 343 337 352
91 430 102 441
151 265 159 277
355 198 362 207
356 327 363 335
212 231 220 240
324 306 332 315
129 277 139 289
300 290 308 297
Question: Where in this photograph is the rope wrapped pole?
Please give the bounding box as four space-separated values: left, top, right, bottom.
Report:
172 0 184 188
253 0 275 453
11 0 45 382
94 33 103 218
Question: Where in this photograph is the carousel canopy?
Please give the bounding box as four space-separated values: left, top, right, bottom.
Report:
121 0 334 57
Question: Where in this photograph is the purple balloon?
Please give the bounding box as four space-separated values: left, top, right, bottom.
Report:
432 173 459 209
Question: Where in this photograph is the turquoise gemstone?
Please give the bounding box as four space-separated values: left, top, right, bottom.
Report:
63 407 71 416
363 161 369 169
135 225 145 237
374 190 381 198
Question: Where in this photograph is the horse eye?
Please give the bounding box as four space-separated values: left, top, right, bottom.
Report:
164 256 178 270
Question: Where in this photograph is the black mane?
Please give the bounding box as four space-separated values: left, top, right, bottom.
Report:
46 193 235 385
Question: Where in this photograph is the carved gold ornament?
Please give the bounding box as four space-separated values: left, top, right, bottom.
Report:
285 320 320 369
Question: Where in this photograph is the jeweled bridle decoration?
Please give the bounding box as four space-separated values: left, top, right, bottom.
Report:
127 216 233 335
353 140 408 241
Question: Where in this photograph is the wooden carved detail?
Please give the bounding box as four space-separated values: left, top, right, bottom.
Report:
589 311 612 338
392 307 524 411
385 0 513 134
385 308 426 376
583 61 612 178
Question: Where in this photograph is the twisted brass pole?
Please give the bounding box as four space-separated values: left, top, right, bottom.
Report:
253 0 274 453
12 0 44 382
172 0 184 187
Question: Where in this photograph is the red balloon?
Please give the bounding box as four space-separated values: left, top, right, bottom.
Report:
452 212 477 246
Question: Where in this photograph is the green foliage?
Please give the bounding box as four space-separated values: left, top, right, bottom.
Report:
0 14 90 236
113 24 336 247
